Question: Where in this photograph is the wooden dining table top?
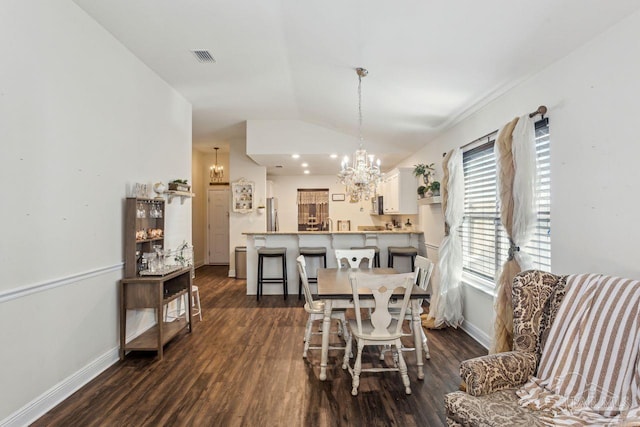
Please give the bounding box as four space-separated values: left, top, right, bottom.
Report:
316 267 429 299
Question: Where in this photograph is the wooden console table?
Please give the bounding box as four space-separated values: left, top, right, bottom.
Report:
119 267 193 360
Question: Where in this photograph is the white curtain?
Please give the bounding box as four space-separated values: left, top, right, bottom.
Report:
492 115 537 353
509 116 537 271
432 148 464 328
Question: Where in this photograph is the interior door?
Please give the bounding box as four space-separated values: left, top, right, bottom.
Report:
207 188 230 264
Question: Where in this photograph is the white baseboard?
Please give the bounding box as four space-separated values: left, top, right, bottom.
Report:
460 320 490 350
228 269 236 278
0 347 119 427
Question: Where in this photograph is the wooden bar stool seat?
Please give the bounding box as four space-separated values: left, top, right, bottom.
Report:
298 247 327 299
257 247 288 300
387 246 418 272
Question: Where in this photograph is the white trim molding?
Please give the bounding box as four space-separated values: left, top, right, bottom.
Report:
461 320 491 350
0 348 119 427
0 263 123 304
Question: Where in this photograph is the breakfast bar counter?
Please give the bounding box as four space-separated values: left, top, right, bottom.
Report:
242 231 424 296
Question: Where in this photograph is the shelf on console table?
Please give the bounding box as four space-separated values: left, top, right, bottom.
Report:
119 267 193 361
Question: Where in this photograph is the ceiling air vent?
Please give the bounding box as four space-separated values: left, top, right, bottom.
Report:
191 50 216 63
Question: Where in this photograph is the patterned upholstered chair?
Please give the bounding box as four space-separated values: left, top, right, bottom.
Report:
445 270 568 426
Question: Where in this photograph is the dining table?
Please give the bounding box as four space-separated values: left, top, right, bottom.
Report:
316 267 429 381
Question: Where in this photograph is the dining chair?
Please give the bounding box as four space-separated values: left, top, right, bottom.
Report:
381 255 434 361
345 271 415 396
334 249 375 268
296 256 350 365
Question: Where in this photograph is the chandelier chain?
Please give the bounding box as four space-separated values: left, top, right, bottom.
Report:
358 73 363 143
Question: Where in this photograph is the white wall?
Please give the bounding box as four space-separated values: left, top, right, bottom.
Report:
191 150 206 267
268 174 404 232
228 136 266 276
0 0 192 423
400 9 640 346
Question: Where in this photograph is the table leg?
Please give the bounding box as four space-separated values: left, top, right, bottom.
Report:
412 300 424 380
319 299 333 381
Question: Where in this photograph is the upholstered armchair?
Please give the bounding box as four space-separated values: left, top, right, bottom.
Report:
445 270 568 426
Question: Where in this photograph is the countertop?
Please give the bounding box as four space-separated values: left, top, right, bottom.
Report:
243 230 422 235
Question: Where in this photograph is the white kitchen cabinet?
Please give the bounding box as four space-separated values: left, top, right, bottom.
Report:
382 167 418 215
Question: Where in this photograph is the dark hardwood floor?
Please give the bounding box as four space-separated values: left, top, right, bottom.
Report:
33 265 486 427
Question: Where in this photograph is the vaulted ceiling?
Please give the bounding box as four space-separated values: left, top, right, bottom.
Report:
75 0 640 174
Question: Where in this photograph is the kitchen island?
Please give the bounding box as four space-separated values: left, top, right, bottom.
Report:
242 231 424 296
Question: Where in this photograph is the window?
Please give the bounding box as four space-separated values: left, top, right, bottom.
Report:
297 189 329 231
461 119 550 285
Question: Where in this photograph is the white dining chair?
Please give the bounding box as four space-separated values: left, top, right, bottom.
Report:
345 271 415 396
296 256 350 364
334 249 375 268
381 255 434 361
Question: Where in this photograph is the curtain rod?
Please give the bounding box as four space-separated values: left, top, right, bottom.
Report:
529 105 547 118
443 104 548 157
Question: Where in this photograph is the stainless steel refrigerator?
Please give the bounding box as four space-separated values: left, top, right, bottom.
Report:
266 197 279 231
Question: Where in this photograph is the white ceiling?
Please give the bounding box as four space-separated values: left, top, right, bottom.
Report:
74 0 640 175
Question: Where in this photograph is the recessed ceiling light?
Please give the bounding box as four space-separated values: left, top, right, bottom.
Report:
304 170 310 174
291 154 300 159
330 154 338 159
301 162 308 167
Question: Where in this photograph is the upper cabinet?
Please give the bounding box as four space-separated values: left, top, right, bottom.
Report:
382 167 418 215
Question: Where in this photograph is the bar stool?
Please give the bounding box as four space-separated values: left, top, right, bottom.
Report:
387 246 418 272
298 247 327 299
257 247 288 300
350 246 380 267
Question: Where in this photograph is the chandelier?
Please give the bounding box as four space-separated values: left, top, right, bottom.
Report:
210 147 224 183
338 68 381 202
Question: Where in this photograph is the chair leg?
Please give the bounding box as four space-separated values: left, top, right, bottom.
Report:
193 287 202 321
421 327 431 359
257 255 262 301
396 339 412 395
303 316 313 358
352 342 364 396
282 254 288 300
379 344 390 360
342 321 351 370
339 314 350 344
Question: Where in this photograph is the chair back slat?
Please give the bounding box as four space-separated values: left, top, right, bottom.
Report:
296 255 315 306
335 249 375 268
414 255 434 292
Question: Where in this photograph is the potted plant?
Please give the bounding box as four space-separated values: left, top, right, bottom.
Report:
413 163 435 185
417 185 427 198
427 181 441 196
169 179 190 192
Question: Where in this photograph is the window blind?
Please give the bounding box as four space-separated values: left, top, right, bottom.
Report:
461 118 550 283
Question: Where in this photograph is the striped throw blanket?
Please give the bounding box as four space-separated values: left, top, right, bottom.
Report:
517 274 640 426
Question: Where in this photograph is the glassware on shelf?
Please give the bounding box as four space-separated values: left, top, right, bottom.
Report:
142 252 156 273
136 202 146 218
152 245 163 271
